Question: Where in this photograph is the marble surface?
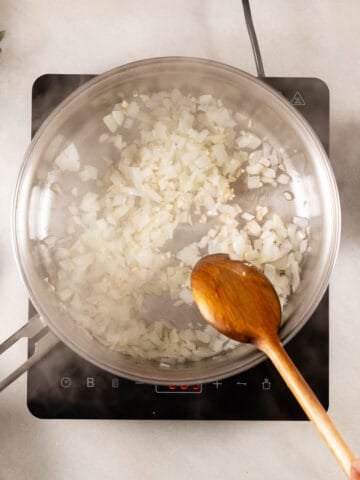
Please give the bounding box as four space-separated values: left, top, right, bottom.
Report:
1 1 360 478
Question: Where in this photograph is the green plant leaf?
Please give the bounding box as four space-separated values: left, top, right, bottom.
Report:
0 31 5 42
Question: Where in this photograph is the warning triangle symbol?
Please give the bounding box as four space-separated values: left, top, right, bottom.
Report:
290 91 306 106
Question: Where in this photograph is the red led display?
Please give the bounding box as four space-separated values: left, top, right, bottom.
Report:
155 384 202 394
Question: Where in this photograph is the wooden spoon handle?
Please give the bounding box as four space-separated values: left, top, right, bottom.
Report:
260 336 355 477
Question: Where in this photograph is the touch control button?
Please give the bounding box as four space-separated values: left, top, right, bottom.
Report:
60 377 72 389
262 378 271 390
86 377 95 388
112 378 119 389
212 380 222 390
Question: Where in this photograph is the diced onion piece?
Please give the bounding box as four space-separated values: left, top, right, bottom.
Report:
103 114 118 133
245 219 262 237
256 205 268 222
127 102 140 118
55 143 80 171
246 164 263 175
262 167 276 178
293 216 309 229
80 192 100 212
176 243 200 266
247 176 262 189
178 289 193 305
57 288 73 302
79 165 98 182
242 212 254 221
112 110 124 126
277 173 290 185
199 94 213 105
236 133 262 149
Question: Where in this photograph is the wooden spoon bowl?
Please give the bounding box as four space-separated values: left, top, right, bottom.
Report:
191 253 281 346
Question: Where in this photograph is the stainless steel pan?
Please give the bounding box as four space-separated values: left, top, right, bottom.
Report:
0 57 340 390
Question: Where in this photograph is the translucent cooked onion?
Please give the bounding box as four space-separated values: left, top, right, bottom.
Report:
49 89 309 364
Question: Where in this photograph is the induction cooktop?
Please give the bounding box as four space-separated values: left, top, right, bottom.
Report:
27 74 330 420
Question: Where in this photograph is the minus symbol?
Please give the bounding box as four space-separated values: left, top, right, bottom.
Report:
236 382 248 386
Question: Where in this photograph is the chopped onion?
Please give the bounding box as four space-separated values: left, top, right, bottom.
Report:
79 165 98 182
103 114 118 133
277 173 290 185
112 110 124 126
55 143 80 171
242 212 255 221
245 219 262 237
247 176 262 189
49 88 309 364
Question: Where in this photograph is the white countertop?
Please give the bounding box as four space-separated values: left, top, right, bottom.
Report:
1 1 360 478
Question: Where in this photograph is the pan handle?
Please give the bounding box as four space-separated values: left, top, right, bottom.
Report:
0 314 59 392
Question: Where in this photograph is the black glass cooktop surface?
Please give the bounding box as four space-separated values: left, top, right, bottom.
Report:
27 74 330 420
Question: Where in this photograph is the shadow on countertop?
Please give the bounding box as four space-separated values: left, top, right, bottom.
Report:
330 121 360 245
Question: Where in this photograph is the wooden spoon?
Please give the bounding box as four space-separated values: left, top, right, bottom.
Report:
191 253 355 477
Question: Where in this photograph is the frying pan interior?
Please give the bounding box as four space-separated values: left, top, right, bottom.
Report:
14 58 340 384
